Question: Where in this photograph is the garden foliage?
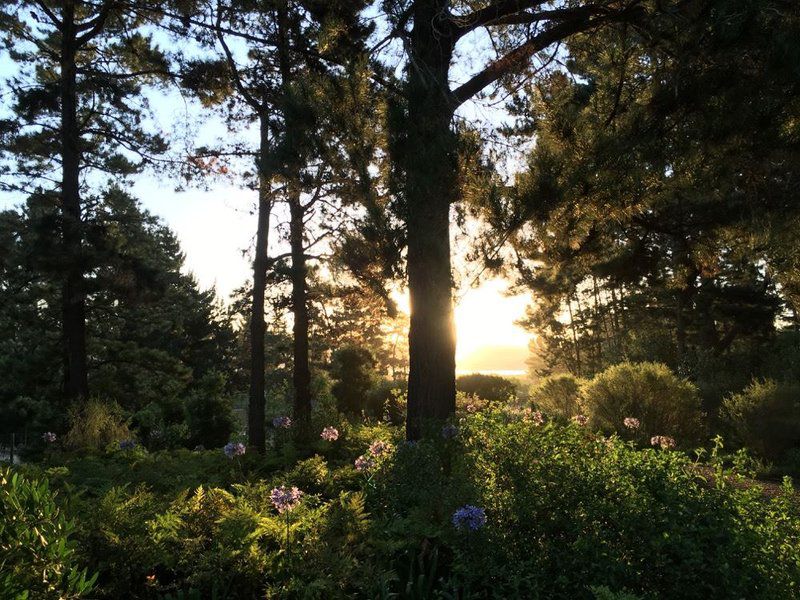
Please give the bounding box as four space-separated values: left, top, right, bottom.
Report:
7 411 800 599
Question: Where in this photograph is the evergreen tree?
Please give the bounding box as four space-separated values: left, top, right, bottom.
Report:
0 0 170 403
487 0 799 397
380 0 646 439
0 189 236 434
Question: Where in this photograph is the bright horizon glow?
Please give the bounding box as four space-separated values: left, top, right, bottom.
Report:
394 279 532 375
454 279 530 371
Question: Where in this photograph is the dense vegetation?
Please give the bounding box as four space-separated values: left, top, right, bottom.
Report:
2 0 800 597
6 406 800 599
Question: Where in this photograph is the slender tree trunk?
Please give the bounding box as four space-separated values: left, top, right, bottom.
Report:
248 114 272 452
60 1 89 402
274 4 312 440
288 190 311 438
403 0 458 440
592 276 605 367
676 257 698 363
567 296 582 377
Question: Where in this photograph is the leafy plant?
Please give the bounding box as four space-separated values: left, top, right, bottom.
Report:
64 399 132 452
721 379 800 462
0 467 96 599
581 362 705 446
530 374 584 419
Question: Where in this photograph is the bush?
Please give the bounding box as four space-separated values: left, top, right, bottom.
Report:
530 374 584 418
17 414 800 599
456 373 516 402
582 362 705 446
185 371 236 448
442 413 800 598
721 379 800 462
0 467 96 599
330 345 378 416
365 379 406 423
64 399 132 452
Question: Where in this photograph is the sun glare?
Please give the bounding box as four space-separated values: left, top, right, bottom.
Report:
394 279 531 373
454 280 530 368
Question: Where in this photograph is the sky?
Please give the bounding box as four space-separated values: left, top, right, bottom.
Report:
0 10 536 376
129 172 533 375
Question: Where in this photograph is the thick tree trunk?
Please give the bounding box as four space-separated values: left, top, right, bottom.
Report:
60 1 89 402
248 114 272 452
288 190 312 438
404 0 458 440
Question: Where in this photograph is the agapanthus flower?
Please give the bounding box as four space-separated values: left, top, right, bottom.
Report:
42 432 56 443
452 505 487 531
354 454 375 472
119 439 137 450
368 440 390 457
320 426 339 442
441 423 459 439
572 414 589 426
650 435 676 450
273 416 292 429
224 441 246 458
623 417 640 430
270 485 303 513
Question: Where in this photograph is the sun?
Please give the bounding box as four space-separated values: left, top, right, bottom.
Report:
454 279 530 366
391 278 531 373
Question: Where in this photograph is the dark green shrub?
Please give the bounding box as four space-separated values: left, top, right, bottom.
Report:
77 485 164 598
186 371 236 448
0 467 96 599
582 362 705 445
456 373 516 401
330 345 378 416
0 395 58 437
721 379 800 462
530 373 584 418
446 412 800 598
365 379 406 423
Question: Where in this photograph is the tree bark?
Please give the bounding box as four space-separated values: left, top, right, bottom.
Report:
247 113 272 452
288 189 312 438
567 296 582 377
60 0 89 402
404 0 458 440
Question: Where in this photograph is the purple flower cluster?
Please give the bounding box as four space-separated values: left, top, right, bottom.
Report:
441 423 459 439
368 440 390 457
572 414 589 427
452 505 487 531
270 485 303 513
354 454 375 472
42 432 56 443
320 426 339 442
650 435 676 450
273 416 292 429
224 441 246 458
623 417 641 430
119 439 137 450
